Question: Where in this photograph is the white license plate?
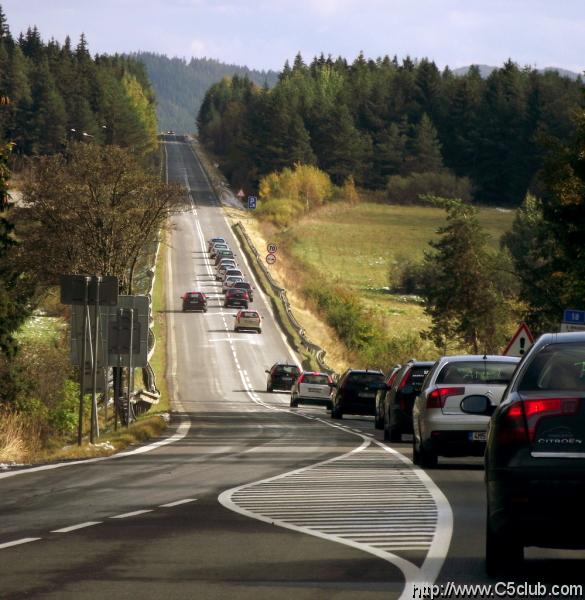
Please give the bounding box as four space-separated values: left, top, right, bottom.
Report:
358 392 375 398
469 431 487 441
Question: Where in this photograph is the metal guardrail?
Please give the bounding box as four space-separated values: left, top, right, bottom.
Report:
232 221 335 375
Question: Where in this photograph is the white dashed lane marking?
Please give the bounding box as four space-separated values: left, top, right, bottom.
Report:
159 498 198 508
51 522 102 533
110 509 154 519
0 538 42 549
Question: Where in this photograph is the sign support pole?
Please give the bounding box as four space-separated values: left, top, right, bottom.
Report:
127 308 134 427
77 276 90 446
90 277 101 443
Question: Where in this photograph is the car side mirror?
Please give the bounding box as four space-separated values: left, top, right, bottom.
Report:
460 395 492 415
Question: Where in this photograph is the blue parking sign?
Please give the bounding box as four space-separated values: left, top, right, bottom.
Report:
248 196 257 209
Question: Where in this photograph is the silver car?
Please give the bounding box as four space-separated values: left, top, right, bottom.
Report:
412 355 520 467
290 371 334 409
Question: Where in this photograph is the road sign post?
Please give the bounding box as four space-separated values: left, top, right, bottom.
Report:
61 274 119 445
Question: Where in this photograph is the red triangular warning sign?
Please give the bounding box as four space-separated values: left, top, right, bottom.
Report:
502 322 534 357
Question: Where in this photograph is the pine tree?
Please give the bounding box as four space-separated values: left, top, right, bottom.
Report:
372 121 408 186
0 144 30 357
423 199 509 353
408 113 443 173
29 58 67 153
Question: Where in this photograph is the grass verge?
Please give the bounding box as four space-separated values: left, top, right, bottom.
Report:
149 233 170 413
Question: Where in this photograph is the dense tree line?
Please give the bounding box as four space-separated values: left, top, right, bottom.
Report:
133 52 278 133
198 52 584 205
0 6 158 157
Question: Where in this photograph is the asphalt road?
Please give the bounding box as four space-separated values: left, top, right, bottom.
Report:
1 137 583 600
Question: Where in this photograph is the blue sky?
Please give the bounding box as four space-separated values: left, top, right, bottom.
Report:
3 0 585 73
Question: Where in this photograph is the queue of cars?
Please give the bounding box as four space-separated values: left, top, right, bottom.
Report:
182 236 262 334
212 236 585 574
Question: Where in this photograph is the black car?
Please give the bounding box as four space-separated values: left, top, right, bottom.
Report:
331 369 385 419
181 291 207 312
265 362 301 392
375 364 401 430
224 288 249 308
481 332 585 574
232 281 254 302
383 360 434 441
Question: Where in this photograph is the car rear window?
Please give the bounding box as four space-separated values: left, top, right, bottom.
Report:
346 372 384 384
437 361 517 385
188 293 201 298
303 374 329 385
275 365 300 375
407 367 432 391
240 311 258 318
518 343 585 392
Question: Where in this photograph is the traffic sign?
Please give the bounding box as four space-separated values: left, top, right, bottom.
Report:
266 253 276 265
236 189 245 198
503 322 534 357
248 195 257 209
561 308 585 332
60 275 118 306
267 242 278 254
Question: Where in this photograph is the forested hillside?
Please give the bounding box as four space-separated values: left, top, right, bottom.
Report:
199 53 585 205
0 8 158 157
133 52 278 133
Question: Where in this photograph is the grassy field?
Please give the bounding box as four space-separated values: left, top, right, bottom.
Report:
269 201 515 364
282 202 514 290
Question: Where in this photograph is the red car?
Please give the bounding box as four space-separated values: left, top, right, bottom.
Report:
181 291 208 312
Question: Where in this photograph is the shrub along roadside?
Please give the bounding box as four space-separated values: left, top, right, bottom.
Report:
303 280 435 369
0 227 170 466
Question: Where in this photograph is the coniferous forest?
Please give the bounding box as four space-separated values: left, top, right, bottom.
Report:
133 52 278 134
0 7 158 157
198 52 585 205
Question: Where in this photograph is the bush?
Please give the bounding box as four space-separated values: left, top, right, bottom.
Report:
386 170 472 205
255 197 305 227
388 258 432 294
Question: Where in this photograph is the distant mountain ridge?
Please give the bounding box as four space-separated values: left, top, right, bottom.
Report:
453 64 582 80
131 52 279 133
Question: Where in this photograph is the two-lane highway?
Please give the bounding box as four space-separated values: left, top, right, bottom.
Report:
0 138 451 600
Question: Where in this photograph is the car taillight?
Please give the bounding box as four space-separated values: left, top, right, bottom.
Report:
522 397 580 442
327 375 333 385
426 387 465 409
297 374 305 384
398 369 411 390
